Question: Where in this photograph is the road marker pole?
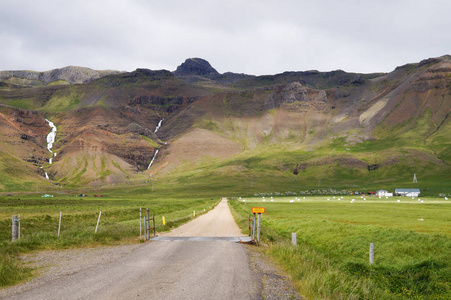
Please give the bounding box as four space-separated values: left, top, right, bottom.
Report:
292 233 297 245
162 216 165 226
139 208 142 239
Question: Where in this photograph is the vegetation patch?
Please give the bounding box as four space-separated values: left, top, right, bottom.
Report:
0 194 218 288
230 197 451 299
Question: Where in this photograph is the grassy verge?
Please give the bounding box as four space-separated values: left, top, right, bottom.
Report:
229 196 451 299
0 194 218 287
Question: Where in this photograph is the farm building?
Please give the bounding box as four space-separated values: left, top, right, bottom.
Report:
376 190 393 197
395 188 420 197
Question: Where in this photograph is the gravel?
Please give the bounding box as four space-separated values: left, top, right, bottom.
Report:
248 248 303 299
0 244 142 298
1 199 303 299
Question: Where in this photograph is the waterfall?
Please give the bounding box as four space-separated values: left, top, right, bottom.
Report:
147 150 159 170
154 119 163 133
42 119 57 179
147 119 163 170
45 119 57 164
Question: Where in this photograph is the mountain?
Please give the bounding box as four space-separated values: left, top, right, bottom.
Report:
174 58 220 77
173 58 255 84
0 66 123 86
0 56 449 193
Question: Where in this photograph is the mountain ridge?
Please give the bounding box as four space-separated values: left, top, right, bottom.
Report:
0 55 449 192
0 66 123 86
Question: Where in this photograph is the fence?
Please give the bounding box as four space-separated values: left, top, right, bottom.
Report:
8 200 221 243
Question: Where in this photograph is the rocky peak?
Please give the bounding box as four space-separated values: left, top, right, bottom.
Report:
174 58 219 78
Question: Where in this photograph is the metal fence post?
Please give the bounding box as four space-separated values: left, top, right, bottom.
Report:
146 208 150 240
143 216 147 241
257 213 261 245
152 215 156 237
252 213 256 241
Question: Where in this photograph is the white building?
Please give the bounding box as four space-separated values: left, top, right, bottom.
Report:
395 188 420 197
376 190 393 197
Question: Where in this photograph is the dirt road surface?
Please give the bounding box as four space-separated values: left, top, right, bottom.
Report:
2 199 301 299
160 198 248 238
2 199 254 299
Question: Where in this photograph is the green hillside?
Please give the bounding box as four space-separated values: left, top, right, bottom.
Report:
0 57 450 193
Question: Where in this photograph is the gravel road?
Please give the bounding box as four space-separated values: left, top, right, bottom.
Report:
1 199 301 299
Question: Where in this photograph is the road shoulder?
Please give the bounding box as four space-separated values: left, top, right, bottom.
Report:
247 245 303 299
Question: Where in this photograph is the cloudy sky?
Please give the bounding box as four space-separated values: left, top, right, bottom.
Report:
1 0 450 75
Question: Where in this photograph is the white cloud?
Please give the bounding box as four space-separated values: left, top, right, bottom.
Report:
1 0 450 74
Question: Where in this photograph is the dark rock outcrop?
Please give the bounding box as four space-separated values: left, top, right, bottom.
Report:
174 58 220 78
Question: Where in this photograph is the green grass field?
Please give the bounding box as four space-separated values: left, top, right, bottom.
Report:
0 193 218 287
2 180 450 299
230 196 451 299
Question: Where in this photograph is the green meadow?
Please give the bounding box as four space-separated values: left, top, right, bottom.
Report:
0 192 218 287
230 196 451 299
1 176 451 299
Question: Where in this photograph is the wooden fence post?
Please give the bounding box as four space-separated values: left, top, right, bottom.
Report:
18 214 21 239
292 233 297 245
12 215 17 241
369 243 375 264
95 211 102 233
58 212 62 237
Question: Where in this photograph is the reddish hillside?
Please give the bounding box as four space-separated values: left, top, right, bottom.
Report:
0 56 449 189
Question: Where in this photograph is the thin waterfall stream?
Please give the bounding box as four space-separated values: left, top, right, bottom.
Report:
147 119 163 169
43 119 57 179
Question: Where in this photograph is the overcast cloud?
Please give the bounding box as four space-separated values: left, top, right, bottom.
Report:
1 0 450 75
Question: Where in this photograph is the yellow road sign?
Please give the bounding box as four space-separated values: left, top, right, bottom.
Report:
252 207 265 213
